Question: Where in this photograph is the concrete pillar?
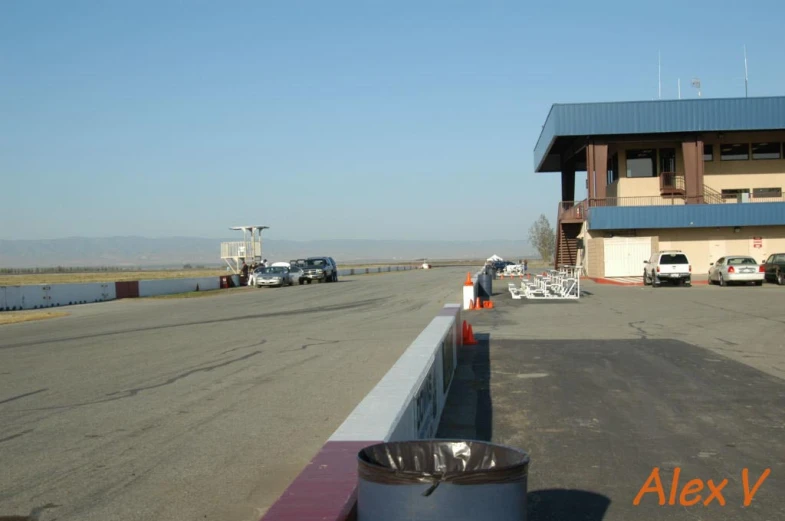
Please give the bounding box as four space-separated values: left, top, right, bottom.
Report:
682 138 705 204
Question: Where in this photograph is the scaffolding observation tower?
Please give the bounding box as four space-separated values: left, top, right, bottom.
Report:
221 225 269 274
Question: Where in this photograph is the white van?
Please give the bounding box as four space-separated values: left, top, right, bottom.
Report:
644 250 692 287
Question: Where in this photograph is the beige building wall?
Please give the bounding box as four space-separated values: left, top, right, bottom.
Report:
655 226 785 274
585 237 604 278
602 132 785 200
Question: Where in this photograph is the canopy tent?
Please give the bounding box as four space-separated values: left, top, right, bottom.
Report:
486 254 504 262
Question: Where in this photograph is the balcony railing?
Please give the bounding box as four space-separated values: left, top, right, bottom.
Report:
558 200 588 221
660 171 685 195
558 194 785 214
221 241 262 259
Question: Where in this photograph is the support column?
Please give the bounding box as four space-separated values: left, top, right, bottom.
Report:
561 161 576 203
682 137 705 204
588 142 608 201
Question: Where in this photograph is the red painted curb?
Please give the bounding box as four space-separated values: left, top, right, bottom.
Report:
259 440 377 521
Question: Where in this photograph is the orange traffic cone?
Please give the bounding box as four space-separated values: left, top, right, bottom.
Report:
464 272 473 286
483 300 493 309
474 297 482 310
462 320 478 345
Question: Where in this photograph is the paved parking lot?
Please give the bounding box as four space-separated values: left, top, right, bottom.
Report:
439 280 785 521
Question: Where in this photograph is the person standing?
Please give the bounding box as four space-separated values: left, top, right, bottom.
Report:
523 259 528 275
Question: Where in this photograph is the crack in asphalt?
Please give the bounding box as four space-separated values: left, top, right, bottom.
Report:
8 351 262 412
0 388 48 406
0 429 34 444
629 321 648 339
0 297 388 350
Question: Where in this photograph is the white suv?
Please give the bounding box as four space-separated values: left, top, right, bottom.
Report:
644 250 692 287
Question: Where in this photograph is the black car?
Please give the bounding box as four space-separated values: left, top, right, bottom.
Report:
763 253 785 285
489 260 514 273
300 256 338 283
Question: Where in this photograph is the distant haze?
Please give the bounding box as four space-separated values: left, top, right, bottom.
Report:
0 236 536 268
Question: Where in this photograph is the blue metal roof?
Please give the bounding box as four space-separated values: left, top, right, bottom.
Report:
588 202 785 231
534 96 785 172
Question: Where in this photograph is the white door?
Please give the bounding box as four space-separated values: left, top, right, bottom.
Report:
604 237 652 277
708 238 726 267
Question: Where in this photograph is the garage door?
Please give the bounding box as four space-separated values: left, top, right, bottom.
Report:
604 237 652 277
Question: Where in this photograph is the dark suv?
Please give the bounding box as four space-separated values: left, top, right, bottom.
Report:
300 257 338 284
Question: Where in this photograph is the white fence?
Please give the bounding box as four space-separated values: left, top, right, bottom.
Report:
1 283 116 311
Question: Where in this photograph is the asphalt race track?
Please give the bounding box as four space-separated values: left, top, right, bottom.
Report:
0 267 467 521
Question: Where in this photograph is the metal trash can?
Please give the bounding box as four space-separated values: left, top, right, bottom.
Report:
357 440 529 521
477 271 493 300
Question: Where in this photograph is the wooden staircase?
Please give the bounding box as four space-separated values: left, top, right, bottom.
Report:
555 202 585 269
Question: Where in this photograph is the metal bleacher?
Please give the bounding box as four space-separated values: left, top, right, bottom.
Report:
508 265 582 300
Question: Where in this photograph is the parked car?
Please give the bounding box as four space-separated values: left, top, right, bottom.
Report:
644 250 692 287
762 253 785 285
489 260 514 273
253 266 299 287
708 256 764 286
300 257 338 283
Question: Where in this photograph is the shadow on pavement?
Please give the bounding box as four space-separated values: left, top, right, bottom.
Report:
436 333 493 442
527 489 611 521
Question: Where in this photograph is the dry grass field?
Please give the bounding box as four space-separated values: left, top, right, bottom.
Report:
0 258 541 286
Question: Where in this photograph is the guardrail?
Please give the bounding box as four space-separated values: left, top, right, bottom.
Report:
259 303 462 521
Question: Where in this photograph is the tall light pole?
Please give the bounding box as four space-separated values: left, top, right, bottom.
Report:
744 45 749 98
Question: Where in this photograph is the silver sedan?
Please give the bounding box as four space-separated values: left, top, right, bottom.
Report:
708 256 764 286
253 266 299 287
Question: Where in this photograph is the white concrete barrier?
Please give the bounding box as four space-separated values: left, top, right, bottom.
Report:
137 277 220 298
336 265 416 278
260 303 463 521
462 268 484 310
331 303 461 442
1 283 117 310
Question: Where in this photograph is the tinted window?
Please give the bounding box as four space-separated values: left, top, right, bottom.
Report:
720 143 749 161
626 149 656 178
774 255 785 263
658 148 676 173
262 266 287 274
752 187 782 198
703 144 714 161
727 257 757 265
751 142 781 160
660 254 689 264
307 259 327 267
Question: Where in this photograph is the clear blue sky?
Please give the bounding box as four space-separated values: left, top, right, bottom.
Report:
2 1 784 241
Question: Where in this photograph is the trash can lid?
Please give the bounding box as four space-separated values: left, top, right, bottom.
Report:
358 439 529 488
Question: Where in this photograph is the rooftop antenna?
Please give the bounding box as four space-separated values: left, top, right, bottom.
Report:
744 44 749 97
658 51 662 100
691 78 702 98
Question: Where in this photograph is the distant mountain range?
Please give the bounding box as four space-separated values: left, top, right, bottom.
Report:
0 236 535 268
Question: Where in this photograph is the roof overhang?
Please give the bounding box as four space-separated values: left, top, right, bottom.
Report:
534 96 785 173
